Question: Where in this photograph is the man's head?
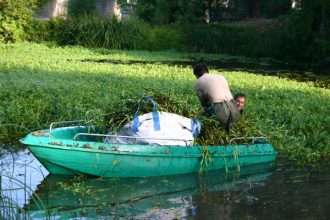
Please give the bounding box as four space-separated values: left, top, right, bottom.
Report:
193 64 209 78
234 93 246 112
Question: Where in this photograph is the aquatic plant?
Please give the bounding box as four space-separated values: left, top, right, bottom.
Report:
0 42 329 166
0 41 240 62
101 88 254 146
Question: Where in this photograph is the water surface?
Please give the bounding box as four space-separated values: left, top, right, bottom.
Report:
1 143 330 219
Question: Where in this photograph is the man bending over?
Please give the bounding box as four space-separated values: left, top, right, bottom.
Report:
193 64 238 132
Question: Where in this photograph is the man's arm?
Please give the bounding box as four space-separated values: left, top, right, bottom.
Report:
196 90 207 108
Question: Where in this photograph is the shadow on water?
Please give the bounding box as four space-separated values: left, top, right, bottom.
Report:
81 58 330 89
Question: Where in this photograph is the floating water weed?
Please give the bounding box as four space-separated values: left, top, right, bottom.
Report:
0 42 329 166
0 42 238 63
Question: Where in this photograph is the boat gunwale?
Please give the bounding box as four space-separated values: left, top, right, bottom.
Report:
21 140 277 158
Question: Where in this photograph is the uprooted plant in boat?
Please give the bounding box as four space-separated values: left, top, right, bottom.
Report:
85 88 262 146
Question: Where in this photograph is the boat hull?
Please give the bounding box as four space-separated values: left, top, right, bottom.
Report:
20 126 277 177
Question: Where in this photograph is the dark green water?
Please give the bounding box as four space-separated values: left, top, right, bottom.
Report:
1 143 330 219
82 58 330 89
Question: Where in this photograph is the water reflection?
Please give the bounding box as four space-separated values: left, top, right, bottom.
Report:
192 167 330 220
2 145 330 219
25 163 275 219
0 145 48 208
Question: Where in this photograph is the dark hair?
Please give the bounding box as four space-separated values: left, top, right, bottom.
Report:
234 93 246 100
193 64 208 77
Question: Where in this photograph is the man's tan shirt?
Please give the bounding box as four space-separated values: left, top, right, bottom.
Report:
194 74 233 107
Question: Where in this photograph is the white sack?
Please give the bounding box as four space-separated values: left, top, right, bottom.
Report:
104 112 198 146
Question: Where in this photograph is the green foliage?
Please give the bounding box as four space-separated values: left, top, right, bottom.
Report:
53 13 185 51
56 13 146 50
141 25 186 51
25 18 62 43
1 42 330 165
0 15 26 43
121 0 157 23
121 0 292 24
153 0 173 24
1 0 327 74
183 23 262 56
67 0 97 17
0 0 52 43
309 32 330 72
156 0 208 24
113 0 329 72
282 10 313 41
259 0 291 19
119 0 207 25
260 1 330 69
261 23 308 61
102 89 254 147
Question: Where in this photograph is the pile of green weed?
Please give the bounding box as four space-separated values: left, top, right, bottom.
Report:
101 88 261 146
103 88 192 127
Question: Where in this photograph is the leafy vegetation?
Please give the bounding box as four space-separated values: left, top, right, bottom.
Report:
0 0 52 43
101 88 252 148
25 14 328 75
26 13 185 51
259 0 292 19
67 0 97 17
1 0 329 74
0 41 239 62
0 43 329 166
25 18 61 43
141 26 186 51
119 0 208 24
118 0 291 24
55 13 145 50
183 23 261 56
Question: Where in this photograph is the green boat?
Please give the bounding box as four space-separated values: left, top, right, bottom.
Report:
20 120 277 177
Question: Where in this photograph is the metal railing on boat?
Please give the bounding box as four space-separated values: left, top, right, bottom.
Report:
229 134 269 144
48 121 269 147
49 120 84 132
